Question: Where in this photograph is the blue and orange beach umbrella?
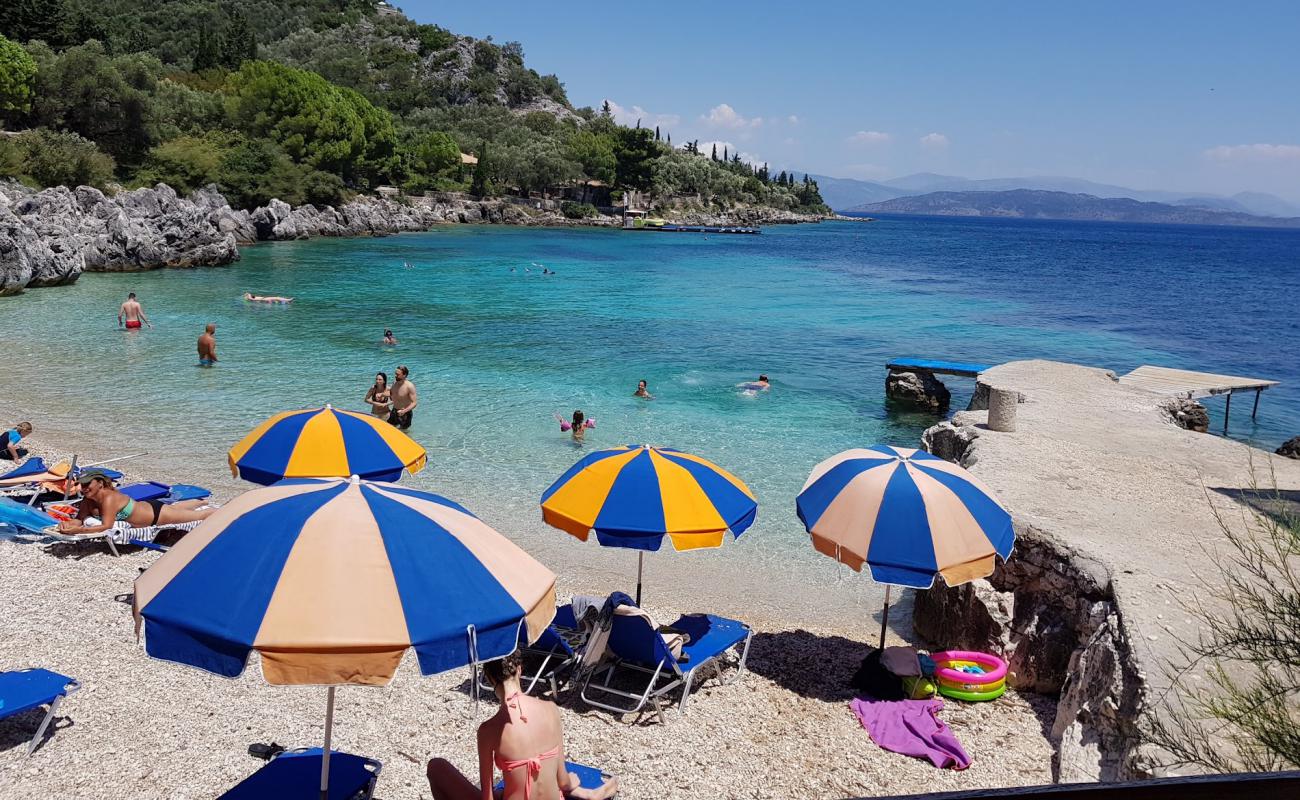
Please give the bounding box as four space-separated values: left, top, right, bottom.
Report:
228 405 427 485
134 476 556 798
796 445 1014 648
540 444 757 603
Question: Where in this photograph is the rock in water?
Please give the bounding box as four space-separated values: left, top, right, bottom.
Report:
1277 436 1300 459
1160 397 1210 433
885 369 951 412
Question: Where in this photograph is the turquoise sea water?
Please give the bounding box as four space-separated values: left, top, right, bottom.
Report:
1 218 1297 606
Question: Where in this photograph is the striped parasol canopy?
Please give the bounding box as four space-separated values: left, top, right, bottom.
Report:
133 476 556 685
797 445 1014 588
227 405 427 485
132 476 555 797
541 445 756 603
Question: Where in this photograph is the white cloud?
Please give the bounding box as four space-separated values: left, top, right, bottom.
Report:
1203 143 1300 162
603 99 680 129
787 115 800 125
702 103 763 130
847 130 891 145
919 132 950 149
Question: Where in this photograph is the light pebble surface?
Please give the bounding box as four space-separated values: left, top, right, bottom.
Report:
0 439 1055 799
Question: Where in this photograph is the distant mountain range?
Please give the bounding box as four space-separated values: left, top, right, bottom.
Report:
844 189 1300 228
806 171 1300 218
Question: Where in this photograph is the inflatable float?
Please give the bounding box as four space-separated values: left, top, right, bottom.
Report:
932 650 1008 702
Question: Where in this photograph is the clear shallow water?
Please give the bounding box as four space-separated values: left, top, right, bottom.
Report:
1 218 1297 595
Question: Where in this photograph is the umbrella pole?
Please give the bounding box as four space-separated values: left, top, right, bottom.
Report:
878 586 892 651
320 686 336 800
635 551 644 606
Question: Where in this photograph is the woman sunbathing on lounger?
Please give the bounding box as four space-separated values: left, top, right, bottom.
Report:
55 469 215 534
427 652 618 800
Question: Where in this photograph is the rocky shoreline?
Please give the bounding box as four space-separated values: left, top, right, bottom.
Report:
0 181 830 294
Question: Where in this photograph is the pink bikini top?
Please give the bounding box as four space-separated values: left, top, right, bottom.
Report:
494 692 561 800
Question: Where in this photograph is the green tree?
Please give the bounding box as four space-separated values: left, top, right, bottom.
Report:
136 132 228 193
216 136 307 209
408 130 459 181
0 0 69 46
224 60 395 183
470 140 490 195
0 33 37 114
613 126 655 191
14 127 115 187
221 12 258 70
566 130 615 184
27 40 162 168
192 26 222 72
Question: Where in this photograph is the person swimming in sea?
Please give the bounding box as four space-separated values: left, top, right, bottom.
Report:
633 379 653 399
244 292 293 304
738 374 771 393
382 329 398 345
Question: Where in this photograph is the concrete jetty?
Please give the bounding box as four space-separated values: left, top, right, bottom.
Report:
912 360 1300 782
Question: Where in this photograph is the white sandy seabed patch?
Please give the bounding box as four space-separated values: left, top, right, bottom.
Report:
0 443 1055 800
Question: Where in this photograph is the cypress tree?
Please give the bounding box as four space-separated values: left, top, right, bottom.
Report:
723 146 729 162
710 143 717 161
470 142 490 196
193 26 222 71
221 11 258 69
654 125 660 141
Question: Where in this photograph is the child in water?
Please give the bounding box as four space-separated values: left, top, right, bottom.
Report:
570 410 587 442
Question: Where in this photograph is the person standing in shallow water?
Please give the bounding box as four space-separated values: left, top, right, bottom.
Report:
388 365 417 429
365 372 391 419
633 379 653 399
118 292 151 330
197 323 218 366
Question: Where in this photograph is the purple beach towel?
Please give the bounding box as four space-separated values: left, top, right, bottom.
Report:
850 697 971 770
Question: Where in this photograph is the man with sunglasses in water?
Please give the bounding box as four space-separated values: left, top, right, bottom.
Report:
388 365 417 430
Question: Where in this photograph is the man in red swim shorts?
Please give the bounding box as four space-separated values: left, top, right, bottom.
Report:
118 292 152 330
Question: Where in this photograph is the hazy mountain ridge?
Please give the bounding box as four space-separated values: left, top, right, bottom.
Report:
848 189 1300 228
809 172 1300 218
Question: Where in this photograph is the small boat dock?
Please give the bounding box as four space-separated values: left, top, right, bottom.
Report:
885 358 992 378
622 208 759 235
1118 365 1279 433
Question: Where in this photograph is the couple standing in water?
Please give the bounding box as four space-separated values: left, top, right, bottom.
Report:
365 366 418 429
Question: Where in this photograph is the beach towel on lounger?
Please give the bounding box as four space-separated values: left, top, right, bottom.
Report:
849 697 970 770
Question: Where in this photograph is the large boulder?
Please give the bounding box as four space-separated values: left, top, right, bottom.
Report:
885 369 951 412
1277 436 1300 460
0 206 36 294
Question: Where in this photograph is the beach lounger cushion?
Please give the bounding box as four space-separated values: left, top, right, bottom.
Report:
120 482 171 502
581 609 752 722
219 747 381 800
493 760 611 796
0 668 81 755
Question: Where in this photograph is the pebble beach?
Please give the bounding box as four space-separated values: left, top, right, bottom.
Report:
0 437 1056 799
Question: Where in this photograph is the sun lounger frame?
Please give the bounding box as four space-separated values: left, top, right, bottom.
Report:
580 613 752 723
40 518 206 556
478 606 584 699
0 668 81 756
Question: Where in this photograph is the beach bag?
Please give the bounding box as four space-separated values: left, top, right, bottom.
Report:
902 676 938 699
851 648 905 700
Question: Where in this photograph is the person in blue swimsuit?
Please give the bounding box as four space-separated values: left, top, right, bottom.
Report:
0 422 32 461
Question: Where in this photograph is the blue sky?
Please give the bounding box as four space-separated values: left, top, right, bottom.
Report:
397 1 1300 200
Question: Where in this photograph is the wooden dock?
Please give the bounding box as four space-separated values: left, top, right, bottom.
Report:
1119 365 1279 433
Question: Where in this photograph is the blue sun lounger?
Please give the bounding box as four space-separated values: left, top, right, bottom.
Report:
494 760 613 796
219 747 381 800
581 610 752 723
480 604 583 699
0 668 81 755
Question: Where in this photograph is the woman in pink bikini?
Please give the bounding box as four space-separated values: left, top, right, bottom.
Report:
426 652 618 800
